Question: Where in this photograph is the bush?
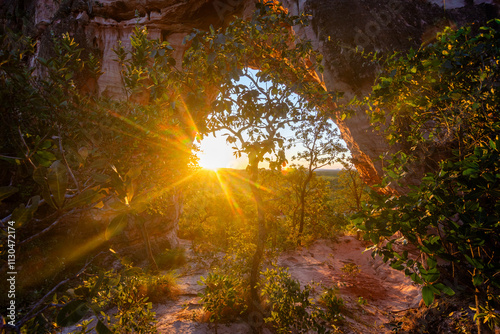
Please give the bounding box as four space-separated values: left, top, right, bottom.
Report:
135 271 179 303
355 19 500 332
198 272 247 328
261 266 329 334
319 287 344 321
54 266 163 334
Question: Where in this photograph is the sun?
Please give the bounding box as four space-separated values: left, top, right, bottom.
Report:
196 134 245 170
198 154 222 171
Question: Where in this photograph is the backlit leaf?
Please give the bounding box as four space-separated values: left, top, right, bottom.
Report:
65 189 103 210
105 213 128 240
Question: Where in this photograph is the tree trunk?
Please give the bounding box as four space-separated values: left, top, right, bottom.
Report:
248 163 267 333
297 189 307 246
297 173 313 246
139 218 159 272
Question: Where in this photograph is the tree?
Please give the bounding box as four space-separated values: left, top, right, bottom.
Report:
354 19 500 333
0 28 194 332
181 1 331 327
333 163 369 214
290 110 346 245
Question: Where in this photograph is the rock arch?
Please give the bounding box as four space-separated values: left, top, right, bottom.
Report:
3 0 498 187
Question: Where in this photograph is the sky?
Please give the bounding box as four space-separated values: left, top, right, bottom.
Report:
196 125 347 170
195 69 348 170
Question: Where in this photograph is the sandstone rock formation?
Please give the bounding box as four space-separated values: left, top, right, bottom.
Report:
2 0 498 186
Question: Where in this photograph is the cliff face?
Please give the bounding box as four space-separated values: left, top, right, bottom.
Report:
2 0 498 186
285 0 498 188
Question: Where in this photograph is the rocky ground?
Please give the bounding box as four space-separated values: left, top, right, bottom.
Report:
154 236 421 333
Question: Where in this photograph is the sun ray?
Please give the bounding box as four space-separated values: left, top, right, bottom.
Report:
214 170 244 217
224 168 275 195
196 135 248 170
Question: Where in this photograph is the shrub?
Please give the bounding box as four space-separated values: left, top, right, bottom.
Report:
319 287 344 321
135 271 180 303
198 272 247 329
55 266 161 334
340 263 360 279
261 266 329 334
355 18 500 332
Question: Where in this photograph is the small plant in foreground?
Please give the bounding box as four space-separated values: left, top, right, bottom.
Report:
136 271 179 303
198 272 247 333
340 263 360 278
357 296 368 306
60 266 159 334
319 287 345 321
261 266 329 334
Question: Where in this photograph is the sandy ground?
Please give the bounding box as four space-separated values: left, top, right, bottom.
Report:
154 236 422 333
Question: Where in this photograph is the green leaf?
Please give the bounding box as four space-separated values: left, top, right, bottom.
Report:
463 168 477 176
464 254 484 270
36 150 57 161
47 161 68 208
11 204 27 227
422 286 435 306
96 320 113 334
89 273 105 297
442 285 455 296
0 186 18 202
432 283 455 296
92 173 111 183
65 189 102 210
40 140 52 150
42 187 57 209
56 300 88 327
11 196 39 227
426 257 437 269
386 169 399 179
105 213 128 240
473 275 484 287
33 167 47 186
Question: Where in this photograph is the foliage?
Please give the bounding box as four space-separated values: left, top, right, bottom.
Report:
0 22 194 332
332 164 370 214
198 272 247 329
179 169 257 256
289 109 347 244
20 264 167 334
178 167 340 260
61 266 165 334
319 287 344 321
114 25 179 102
357 297 368 306
260 266 330 334
181 1 334 318
340 263 361 279
355 19 500 331
262 168 339 248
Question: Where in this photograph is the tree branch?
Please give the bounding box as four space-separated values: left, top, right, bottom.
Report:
58 128 80 192
16 251 105 328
